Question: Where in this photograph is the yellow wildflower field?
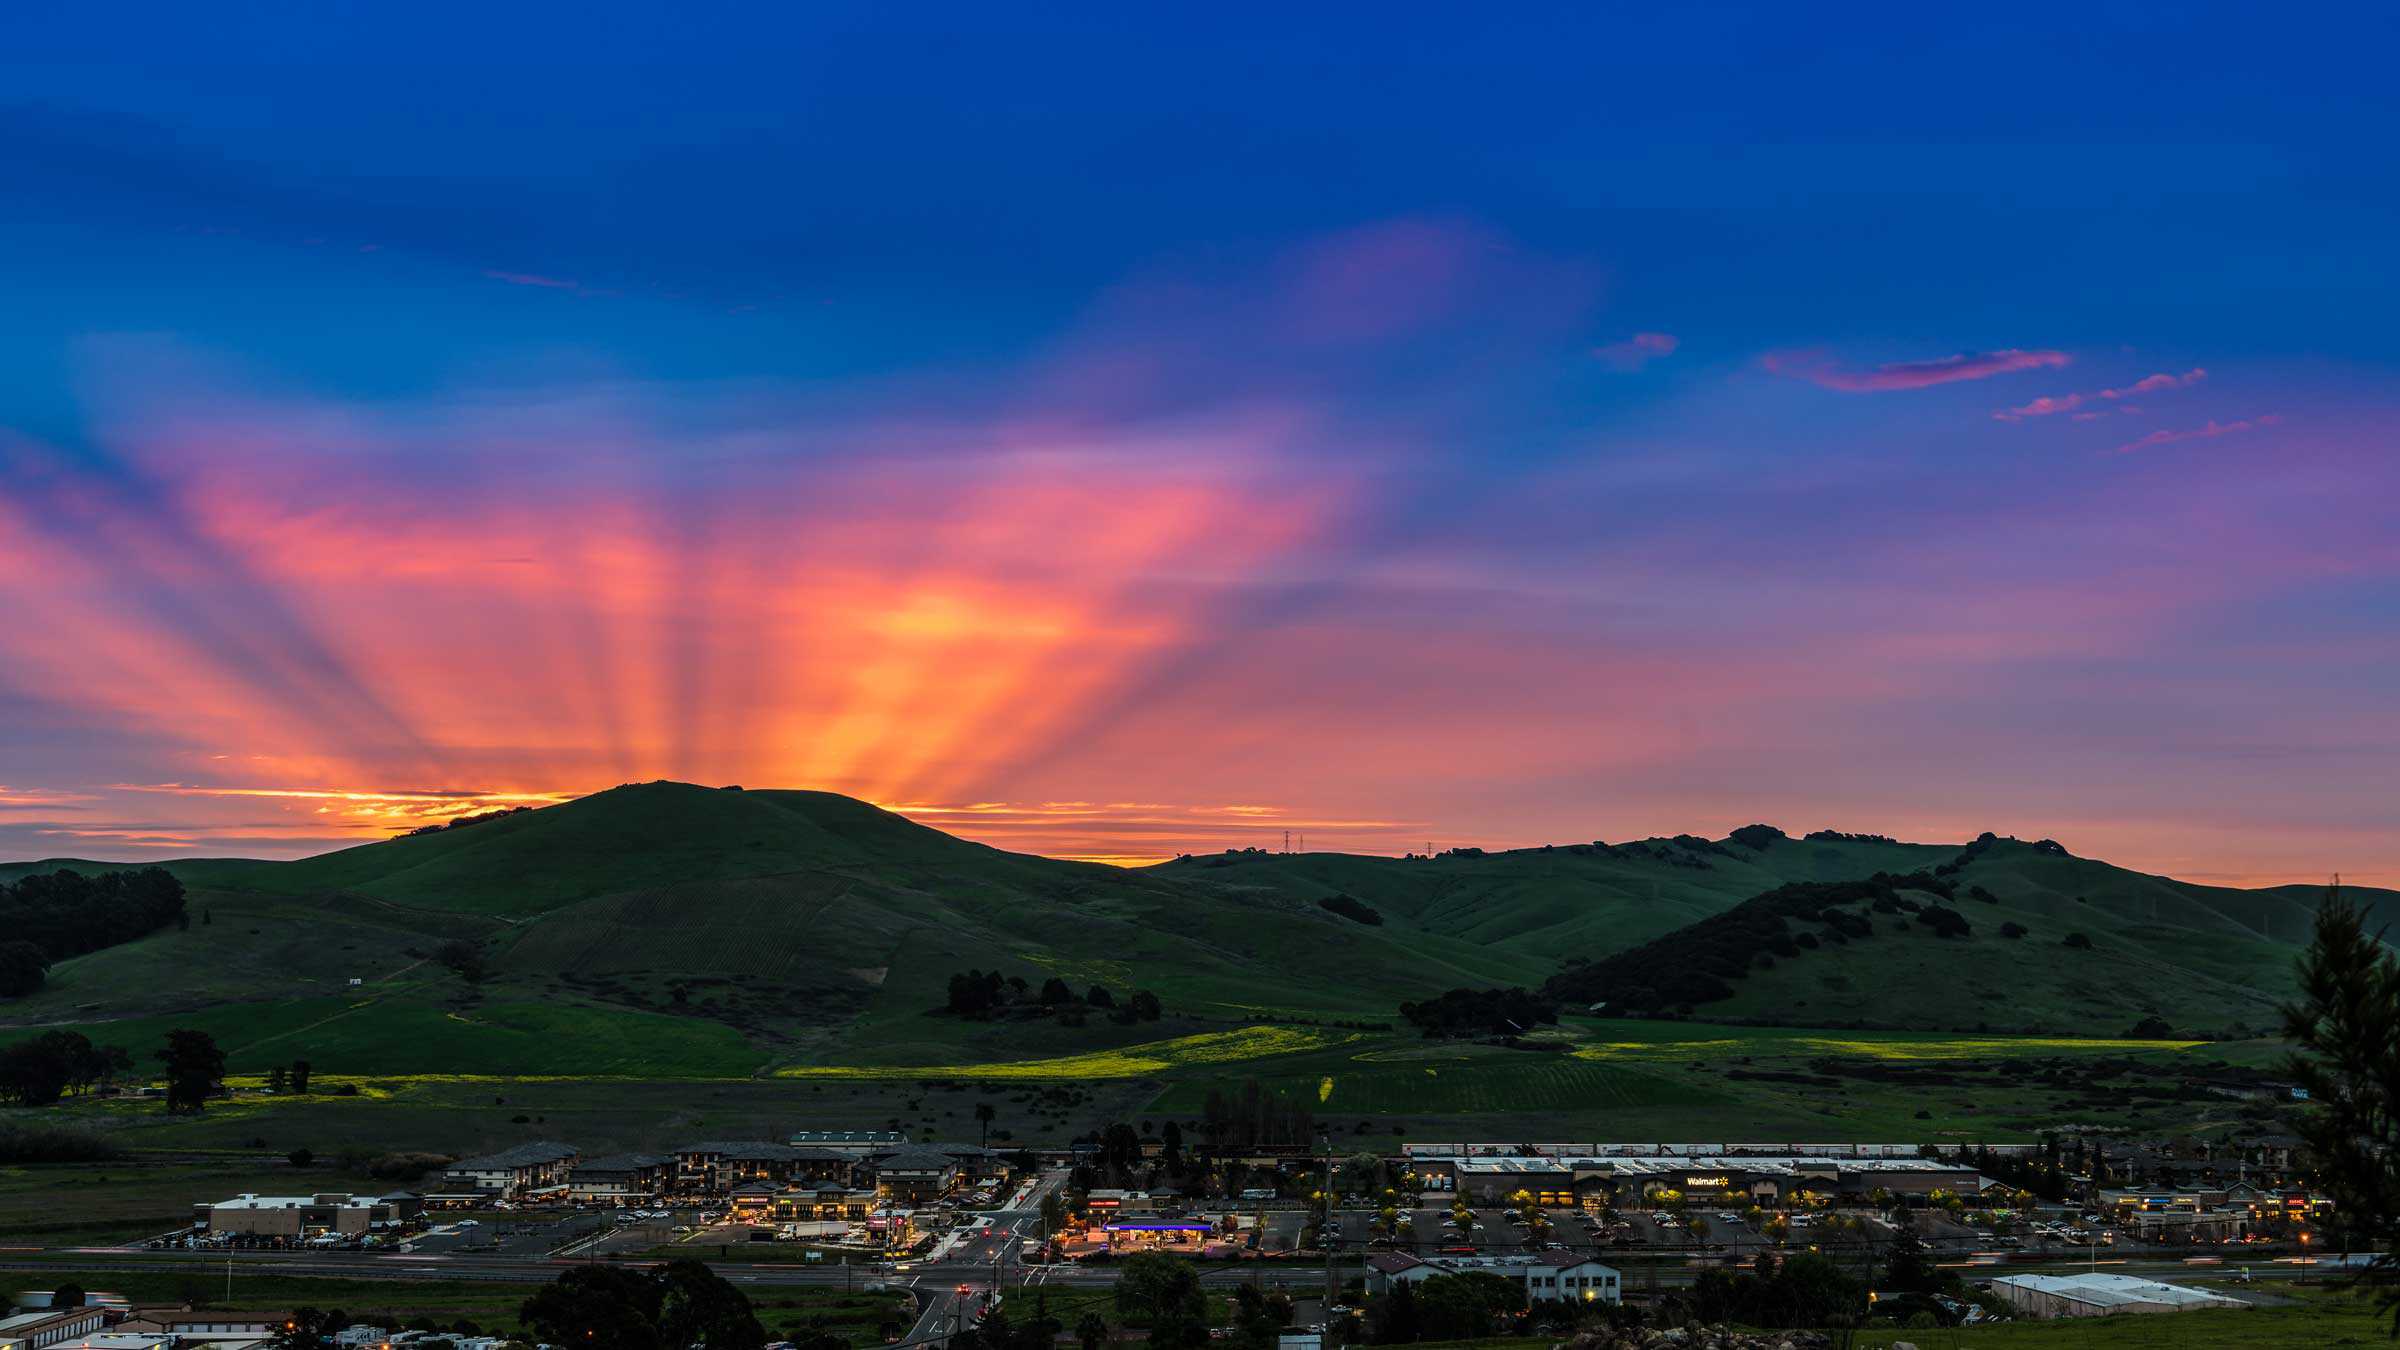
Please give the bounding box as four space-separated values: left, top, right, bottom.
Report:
775 1024 1356 1080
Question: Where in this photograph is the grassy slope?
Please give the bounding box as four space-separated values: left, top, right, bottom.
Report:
5 792 2386 1091
1152 835 1955 966
1695 839 2337 1034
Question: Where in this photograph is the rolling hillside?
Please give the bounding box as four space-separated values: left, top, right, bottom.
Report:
1 786 2379 1080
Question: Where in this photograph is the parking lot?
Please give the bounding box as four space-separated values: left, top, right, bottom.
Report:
401 1210 610 1256
1298 1203 1975 1260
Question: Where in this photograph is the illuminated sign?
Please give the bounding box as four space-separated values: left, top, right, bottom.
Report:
1683 1176 1732 1188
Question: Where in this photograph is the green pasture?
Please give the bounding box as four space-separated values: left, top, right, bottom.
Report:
3 993 768 1078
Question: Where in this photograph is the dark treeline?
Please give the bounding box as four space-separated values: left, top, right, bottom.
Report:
1544 871 1960 1014
1398 987 1558 1038
0 867 187 998
402 804 536 837
1948 1141 2073 1202
943 969 1160 1025
1688 1251 1865 1329
0 1030 135 1106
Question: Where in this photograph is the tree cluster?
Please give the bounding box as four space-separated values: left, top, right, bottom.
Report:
1367 1271 1525 1342
1686 1251 1863 1330
1804 829 1897 844
0 867 187 997
518 1260 766 1350
1934 830 2070 877
1542 872 1963 1014
1398 987 1559 1038
943 970 1159 1024
1112 1252 1210 1348
0 1031 134 1106
159 1028 227 1115
2283 883 2400 1330
402 804 535 837
1948 1142 2072 1203
432 939 488 982
1913 904 1972 938
1317 893 1384 926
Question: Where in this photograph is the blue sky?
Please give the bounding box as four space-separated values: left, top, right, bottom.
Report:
1 2 2394 878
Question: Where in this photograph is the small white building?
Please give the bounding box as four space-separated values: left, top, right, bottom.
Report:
1365 1251 1621 1303
1988 1273 2249 1319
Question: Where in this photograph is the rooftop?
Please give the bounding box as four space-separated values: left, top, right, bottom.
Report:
679 1140 813 1161
1993 1273 2248 1310
209 1192 380 1210
873 1149 962 1172
574 1152 673 1173
1450 1153 1977 1178
449 1141 578 1170
1371 1252 1618 1276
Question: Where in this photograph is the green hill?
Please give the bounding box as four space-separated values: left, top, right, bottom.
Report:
1 789 2377 1081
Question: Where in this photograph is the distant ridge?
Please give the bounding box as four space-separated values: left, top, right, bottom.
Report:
4 784 2386 1053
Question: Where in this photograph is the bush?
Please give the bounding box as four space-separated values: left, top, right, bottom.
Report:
1317 894 1384 926
2062 932 2093 950
1399 988 1559 1037
1914 905 1972 938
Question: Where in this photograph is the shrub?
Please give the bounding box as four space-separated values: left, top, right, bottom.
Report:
1317 894 1384 926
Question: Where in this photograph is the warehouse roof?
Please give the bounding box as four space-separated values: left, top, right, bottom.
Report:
1451 1153 1978 1178
1993 1273 2248 1310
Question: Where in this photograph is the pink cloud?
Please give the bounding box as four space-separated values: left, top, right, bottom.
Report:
1592 332 1679 371
2112 413 2280 455
1996 367 2207 421
1764 347 2070 393
2115 368 2208 397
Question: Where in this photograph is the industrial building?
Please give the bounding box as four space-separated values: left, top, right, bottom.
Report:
1988 1273 2249 1319
1424 1152 1983 1206
1365 1251 1622 1303
439 1141 580 1197
197 1191 419 1237
0 1307 112 1350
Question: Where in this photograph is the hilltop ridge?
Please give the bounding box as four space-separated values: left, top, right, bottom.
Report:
2 785 2380 1071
